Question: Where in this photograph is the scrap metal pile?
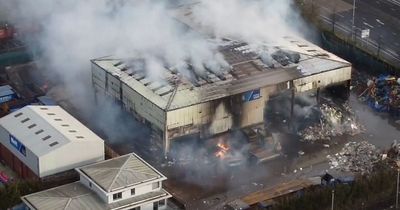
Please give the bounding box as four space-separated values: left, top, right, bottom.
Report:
328 141 380 174
359 75 400 113
299 103 362 142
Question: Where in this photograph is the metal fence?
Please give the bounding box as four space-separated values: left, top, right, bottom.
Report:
317 11 400 68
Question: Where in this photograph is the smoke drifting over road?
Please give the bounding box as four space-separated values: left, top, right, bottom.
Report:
190 0 308 45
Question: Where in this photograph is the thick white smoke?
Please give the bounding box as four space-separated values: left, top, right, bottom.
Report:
190 0 308 45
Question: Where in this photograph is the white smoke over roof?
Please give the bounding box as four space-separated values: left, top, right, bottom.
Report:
189 0 307 46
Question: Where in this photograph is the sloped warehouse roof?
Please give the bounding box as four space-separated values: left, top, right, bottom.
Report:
92 37 351 111
0 105 105 177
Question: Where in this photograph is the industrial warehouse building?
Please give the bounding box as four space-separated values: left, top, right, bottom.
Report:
0 105 105 179
91 35 351 155
22 153 172 210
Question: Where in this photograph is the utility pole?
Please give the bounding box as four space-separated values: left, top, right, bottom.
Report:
396 169 399 209
396 158 400 209
331 189 335 210
352 0 356 41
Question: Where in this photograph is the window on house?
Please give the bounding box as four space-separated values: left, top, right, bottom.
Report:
130 207 140 210
159 199 166 206
152 182 160 190
131 188 135 195
76 136 84 139
61 124 69 127
113 192 122 201
54 118 62 121
69 130 77 133
40 107 48 110
47 113 55 116
89 182 92 188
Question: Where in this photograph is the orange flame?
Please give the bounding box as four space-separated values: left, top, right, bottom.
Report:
215 143 229 159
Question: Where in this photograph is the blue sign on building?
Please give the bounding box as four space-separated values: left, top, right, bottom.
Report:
9 135 26 156
242 89 261 102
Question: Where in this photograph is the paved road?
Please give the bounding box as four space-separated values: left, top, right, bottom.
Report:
339 0 400 53
306 0 400 65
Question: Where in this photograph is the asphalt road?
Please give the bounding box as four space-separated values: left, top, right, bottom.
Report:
314 0 400 61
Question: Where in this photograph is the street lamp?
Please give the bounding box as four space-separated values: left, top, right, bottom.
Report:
396 160 400 209
352 0 356 40
331 189 335 210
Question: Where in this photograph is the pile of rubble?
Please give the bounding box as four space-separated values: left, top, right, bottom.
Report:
359 75 400 114
299 103 363 142
328 141 380 174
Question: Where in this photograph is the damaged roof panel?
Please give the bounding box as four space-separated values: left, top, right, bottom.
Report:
92 36 351 111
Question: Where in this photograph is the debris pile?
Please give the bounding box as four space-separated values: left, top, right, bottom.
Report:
359 75 400 113
299 103 362 142
328 141 380 174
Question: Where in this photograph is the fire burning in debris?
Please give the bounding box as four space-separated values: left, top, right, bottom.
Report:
215 143 229 159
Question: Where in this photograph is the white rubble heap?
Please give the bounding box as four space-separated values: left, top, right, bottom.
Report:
299 103 363 142
328 141 380 174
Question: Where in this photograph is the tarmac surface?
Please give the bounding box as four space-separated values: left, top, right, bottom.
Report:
304 0 400 65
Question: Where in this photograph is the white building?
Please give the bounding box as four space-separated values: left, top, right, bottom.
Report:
91 36 352 155
22 153 172 210
0 105 104 179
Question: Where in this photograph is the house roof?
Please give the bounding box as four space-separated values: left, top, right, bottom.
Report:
22 181 171 210
76 153 166 192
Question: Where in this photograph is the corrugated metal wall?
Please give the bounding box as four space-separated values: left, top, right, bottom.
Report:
122 83 165 130
293 67 351 93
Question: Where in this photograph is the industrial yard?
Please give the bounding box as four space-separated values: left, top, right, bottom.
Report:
1 0 400 210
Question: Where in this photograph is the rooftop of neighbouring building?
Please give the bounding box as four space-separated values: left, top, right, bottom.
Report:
76 153 166 193
0 105 104 157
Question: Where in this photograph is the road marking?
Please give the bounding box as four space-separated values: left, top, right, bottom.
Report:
376 19 385 25
387 0 400 7
363 22 375 28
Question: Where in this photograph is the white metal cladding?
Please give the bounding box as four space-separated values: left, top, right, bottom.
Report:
122 83 165 130
92 63 107 90
0 105 105 177
293 67 352 93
